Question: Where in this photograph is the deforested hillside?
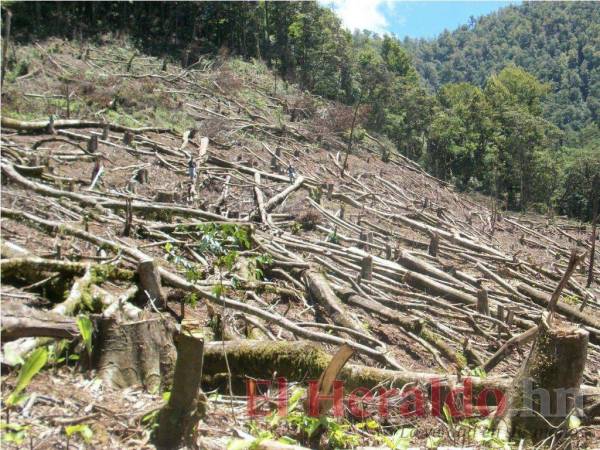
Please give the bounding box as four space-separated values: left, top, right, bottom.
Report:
1 38 599 449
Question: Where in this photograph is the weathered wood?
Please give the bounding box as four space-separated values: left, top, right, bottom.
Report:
138 258 165 309
87 134 98 153
428 232 439 257
360 255 373 281
336 288 422 334
493 312 589 439
482 326 538 373
517 283 600 335
1 302 79 341
96 316 176 392
253 172 269 225
155 333 205 449
1 116 170 134
123 130 133 146
477 288 490 316
303 267 364 332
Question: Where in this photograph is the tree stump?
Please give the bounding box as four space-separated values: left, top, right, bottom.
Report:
123 130 133 146
477 288 490 316
154 190 178 203
87 134 98 153
123 197 133 237
360 255 373 281
155 333 205 449
493 312 588 440
95 316 176 392
428 232 440 257
138 258 166 309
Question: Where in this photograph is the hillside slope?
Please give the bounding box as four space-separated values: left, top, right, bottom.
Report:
1 39 599 448
406 1 600 135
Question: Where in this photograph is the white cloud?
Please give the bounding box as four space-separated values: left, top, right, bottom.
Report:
327 0 390 34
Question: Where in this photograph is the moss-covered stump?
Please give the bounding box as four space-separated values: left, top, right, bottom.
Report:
494 312 589 440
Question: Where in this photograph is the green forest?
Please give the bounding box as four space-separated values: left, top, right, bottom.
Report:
5 0 600 220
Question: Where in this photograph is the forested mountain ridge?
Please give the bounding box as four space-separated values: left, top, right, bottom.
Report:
405 1 600 138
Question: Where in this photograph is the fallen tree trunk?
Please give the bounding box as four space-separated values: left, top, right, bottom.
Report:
336 287 422 333
138 258 166 309
1 208 391 364
249 175 305 221
517 283 600 340
493 312 589 440
303 267 365 332
1 116 171 134
201 340 600 411
0 257 135 283
1 301 79 341
1 267 93 365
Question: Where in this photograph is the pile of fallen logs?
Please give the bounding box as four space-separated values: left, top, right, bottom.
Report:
1 43 599 447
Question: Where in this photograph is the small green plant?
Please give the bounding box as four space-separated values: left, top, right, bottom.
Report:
327 229 340 244
76 315 94 358
378 427 415 449
6 347 48 408
164 242 205 284
291 222 303 234
142 391 171 431
65 424 94 445
252 254 273 280
563 294 581 305
0 423 29 445
309 186 323 203
183 292 198 307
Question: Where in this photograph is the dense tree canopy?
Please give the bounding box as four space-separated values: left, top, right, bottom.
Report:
405 2 600 141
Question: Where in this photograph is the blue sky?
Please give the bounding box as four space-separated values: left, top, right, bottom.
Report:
323 1 520 39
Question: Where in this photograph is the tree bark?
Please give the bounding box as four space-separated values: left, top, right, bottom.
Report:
1 301 79 341
95 316 176 392
493 312 589 440
138 258 166 309
1 9 12 86
1 116 170 134
155 333 206 449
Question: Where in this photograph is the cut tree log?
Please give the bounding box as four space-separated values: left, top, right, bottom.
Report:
477 288 490 316
482 326 538 373
253 172 270 225
335 287 422 334
303 267 364 332
517 284 600 338
1 116 171 134
155 333 206 449
201 340 600 409
1 267 93 365
95 316 176 392
1 301 79 341
493 312 589 440
249 175 305 221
